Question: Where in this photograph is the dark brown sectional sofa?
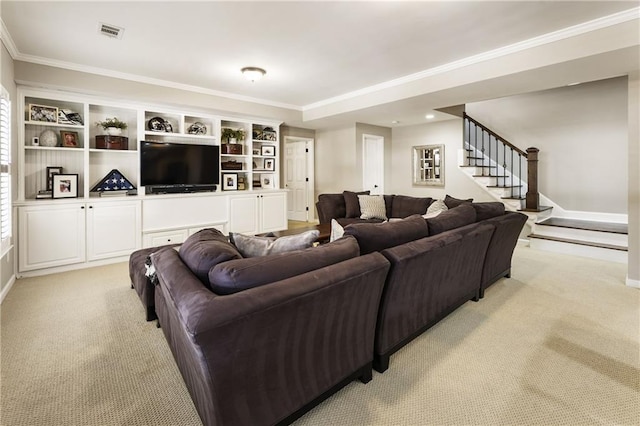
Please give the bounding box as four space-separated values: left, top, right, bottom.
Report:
133 193 526 425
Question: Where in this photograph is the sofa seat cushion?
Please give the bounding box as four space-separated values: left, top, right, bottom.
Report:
209 235 360 294
358 194 388 220
444 194 473 209
230 230 319 257
427 204 477 235
335 217 385 227
343 214 429 255
179 228 243 288
472 202 506 222
391 195 433 218
343 190 370 218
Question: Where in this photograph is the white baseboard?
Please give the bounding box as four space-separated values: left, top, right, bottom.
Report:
626 276 640 288
0 275 16 304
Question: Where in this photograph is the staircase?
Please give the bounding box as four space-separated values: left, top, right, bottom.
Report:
461 113 628 263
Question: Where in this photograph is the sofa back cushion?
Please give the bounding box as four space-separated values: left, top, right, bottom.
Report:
343 190 370 218
427 203 477 235
391 195 433 218
209 235 360 294
179 228 243 287
343 214 429 254
472 202 505 222
316 193 346 223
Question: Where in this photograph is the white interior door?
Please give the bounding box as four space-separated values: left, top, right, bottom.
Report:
363 134 384 195
284 137 314 221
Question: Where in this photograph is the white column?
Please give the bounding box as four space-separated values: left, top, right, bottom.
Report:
627 71 640 288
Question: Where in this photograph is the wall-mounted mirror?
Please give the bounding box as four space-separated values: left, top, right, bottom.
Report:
413 144 444 186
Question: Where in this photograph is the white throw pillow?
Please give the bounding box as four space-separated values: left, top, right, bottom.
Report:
330 219 344 242
423 199 448 219
358 194 387 220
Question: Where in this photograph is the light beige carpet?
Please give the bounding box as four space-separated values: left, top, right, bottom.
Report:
1 245 638 425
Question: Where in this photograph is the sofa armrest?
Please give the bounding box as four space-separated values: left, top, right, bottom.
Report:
153 247 390 426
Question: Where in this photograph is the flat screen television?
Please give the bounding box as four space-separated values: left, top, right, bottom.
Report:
140 141 220 191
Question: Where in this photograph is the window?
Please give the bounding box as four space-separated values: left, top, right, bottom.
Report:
1 86 11 253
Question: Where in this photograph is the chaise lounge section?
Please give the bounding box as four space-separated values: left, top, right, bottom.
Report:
151 231 390 426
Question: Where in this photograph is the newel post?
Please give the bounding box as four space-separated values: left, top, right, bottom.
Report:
525 147 540 211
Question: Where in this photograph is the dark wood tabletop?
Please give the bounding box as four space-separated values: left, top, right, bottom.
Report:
266 223 331 243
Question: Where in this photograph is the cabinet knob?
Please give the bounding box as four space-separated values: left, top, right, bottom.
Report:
81 206 85 209
89 205 93 209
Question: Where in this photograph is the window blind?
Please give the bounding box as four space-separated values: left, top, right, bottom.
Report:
0 87 11 246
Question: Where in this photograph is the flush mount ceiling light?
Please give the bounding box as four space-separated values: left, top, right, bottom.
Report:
425 114 435 119
241 67 266 82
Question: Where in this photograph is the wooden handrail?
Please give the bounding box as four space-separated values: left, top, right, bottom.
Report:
463 113 527 157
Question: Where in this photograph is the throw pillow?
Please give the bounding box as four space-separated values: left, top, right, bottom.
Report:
343 190 370 218
330 219 345 242
358 194 388 220
427 204 477 235
230 230 319 257
210 235 360 294
444 194 473 209
343 214 429 254
178 228 243 286
423 199 448 219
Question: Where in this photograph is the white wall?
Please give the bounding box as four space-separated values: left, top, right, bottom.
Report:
466 77 628 214
314 125 357 196
389 119 494 202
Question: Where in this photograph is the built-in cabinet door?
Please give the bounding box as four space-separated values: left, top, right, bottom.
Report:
87 201 141 260
228 194 260 234
18 203 86 272
228 192 287 235
260 192 288 233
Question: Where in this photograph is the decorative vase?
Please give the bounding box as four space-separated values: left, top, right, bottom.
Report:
39 129 58 147
106 127 122 136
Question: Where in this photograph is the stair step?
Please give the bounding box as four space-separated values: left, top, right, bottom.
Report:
528 234 627 251
519 206 553 213
487 185 522 188
501 196 525 200
537 217 628 235
466 157 484 160
461 165 497 169
473 174 509 178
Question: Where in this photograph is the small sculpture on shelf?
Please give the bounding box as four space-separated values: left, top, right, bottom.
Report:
96 117 128 136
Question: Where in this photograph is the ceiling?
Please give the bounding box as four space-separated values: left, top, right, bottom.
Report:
1 1 639 129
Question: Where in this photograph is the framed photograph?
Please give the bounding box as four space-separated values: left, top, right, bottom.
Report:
46 166 63 191
60 131 79 147
28 104 59 123
261 145 275 156
263 158 275 171
260 174 274 189
252 148 261 155
222 173 238 191
52 174 78 199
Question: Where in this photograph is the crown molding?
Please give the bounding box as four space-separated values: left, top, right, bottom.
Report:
0 18 19 59
303 7 640 111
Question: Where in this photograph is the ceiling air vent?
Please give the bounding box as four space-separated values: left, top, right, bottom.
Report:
98 22 124 39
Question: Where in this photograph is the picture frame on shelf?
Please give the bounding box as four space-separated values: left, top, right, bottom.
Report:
52 174 78 199
252 148 260 155
260 174 274 189
261 145 275 156
28 104 58 123
60 130 79 147
222 173 238 191
263 158 275 171
46 166 63 191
